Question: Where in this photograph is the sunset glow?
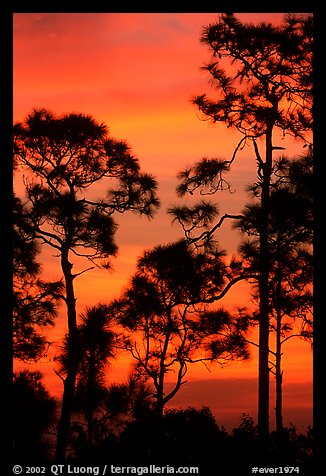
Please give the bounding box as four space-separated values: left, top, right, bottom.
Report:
13 12 312 432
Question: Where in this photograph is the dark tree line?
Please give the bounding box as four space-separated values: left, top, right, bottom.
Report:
13 12 313 468
13 371 314 473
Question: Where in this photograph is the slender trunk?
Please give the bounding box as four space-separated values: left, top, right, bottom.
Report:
155 316 172 417
257 125 273 442
275 262 283 434
155 354 168 418
275 308 283 434
55 249 78 462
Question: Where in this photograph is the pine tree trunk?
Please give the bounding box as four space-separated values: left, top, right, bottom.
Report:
257 125 273 442
275 273 283 435
275 320 283 434
55 250 78 462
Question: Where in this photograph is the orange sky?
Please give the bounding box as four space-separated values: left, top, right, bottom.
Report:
13 12 312 431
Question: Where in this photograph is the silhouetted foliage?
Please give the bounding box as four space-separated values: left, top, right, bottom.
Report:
69 376 154 460
14 108 160 461
109 240 250 416
118 406 227 469
13 195 63 361
57 304 118 448
228 414 313 471
13 370 57 463
194 13 312 139
102 375 154 424
235 152 313 433
171 12 313 438
66 406 313 474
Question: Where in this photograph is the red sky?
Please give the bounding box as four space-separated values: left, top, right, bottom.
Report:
13 12 312 432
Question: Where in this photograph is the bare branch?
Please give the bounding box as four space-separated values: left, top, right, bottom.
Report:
71 266 95 280
186 212 244 245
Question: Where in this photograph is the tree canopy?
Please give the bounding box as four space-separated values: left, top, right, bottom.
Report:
170 12 313 439
14 108 160 461
110 240 250 415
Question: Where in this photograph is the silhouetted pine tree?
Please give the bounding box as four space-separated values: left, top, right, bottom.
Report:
170 13 312 440
14 108 160 461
